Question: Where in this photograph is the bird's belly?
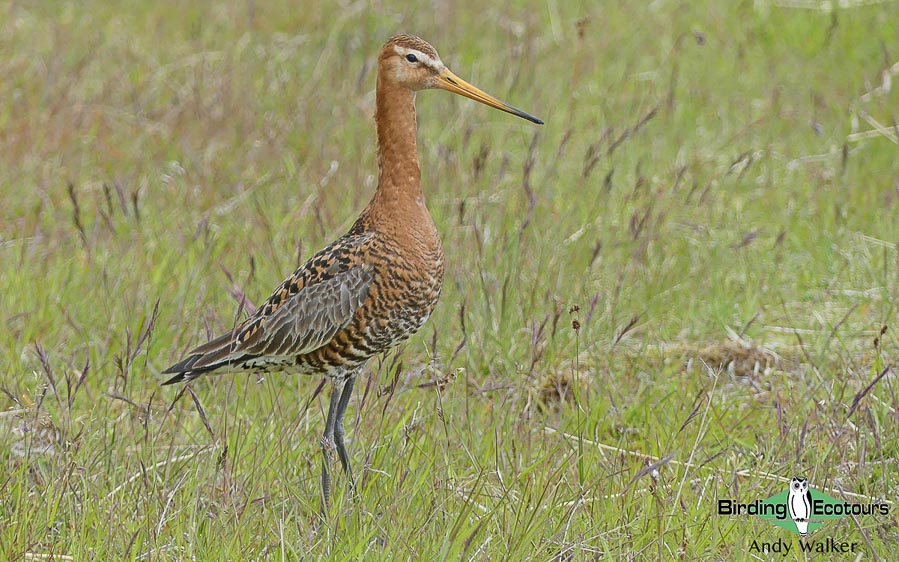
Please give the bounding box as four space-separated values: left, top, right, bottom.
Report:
366 271 443 349
296 265 443 375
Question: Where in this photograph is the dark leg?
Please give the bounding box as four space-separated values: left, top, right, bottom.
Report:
320 378 344 513
333 375 356 490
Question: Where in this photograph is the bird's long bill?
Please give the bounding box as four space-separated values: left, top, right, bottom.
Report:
438 69 543 125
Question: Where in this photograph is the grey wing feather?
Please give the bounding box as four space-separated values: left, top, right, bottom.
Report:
238 265 374 357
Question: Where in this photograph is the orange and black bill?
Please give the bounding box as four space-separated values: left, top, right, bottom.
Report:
437 69 543 125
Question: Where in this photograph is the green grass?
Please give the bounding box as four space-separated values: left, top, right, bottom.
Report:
2 0 898 559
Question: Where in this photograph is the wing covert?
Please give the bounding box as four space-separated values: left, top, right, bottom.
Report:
236 265 374 357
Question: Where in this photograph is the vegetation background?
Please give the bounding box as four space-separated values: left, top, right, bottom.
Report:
1 0 897 559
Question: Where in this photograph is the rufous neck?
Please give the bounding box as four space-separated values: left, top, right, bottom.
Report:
375 77 422 203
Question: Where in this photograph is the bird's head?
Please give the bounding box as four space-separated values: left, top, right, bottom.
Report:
378 34 543 125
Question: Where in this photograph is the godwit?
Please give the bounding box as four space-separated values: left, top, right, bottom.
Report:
162 34 542 510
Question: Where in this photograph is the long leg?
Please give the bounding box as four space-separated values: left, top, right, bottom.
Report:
320 378 344 513
333 375 356 489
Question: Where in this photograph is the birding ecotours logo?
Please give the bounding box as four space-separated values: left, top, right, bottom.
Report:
717 477 891 554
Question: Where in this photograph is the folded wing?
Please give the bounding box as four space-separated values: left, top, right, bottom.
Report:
162 265 374 384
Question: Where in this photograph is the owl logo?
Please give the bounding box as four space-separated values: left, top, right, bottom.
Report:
788 477 812 536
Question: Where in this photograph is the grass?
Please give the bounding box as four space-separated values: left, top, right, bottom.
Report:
1 0 898 559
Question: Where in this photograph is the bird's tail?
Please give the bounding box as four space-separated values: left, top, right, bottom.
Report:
161 331 254 385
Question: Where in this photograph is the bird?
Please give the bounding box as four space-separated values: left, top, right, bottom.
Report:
788 477 812 537
161 33 543 511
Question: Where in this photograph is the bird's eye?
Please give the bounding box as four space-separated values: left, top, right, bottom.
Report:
405 54 418 63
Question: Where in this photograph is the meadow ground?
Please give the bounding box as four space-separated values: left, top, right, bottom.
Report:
1 0 898 559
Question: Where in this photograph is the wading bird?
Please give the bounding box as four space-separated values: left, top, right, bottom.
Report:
162 34 542 510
